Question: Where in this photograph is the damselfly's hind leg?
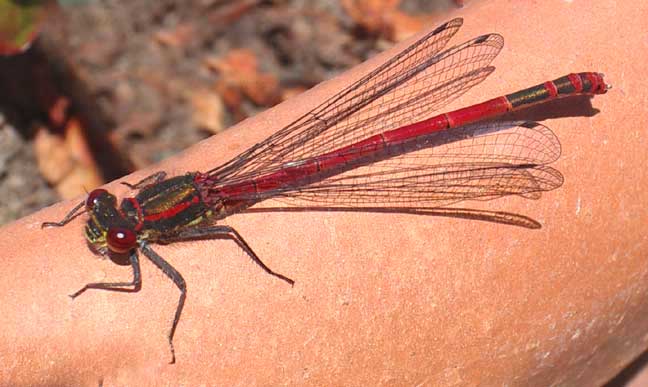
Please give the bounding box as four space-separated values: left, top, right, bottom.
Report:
41 200 86 228
138 227 292 364
121 171 167 190
69 250 142 298
171 225 295 286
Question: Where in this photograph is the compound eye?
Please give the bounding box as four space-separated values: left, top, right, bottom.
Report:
86 189 114 209
106 227 137 253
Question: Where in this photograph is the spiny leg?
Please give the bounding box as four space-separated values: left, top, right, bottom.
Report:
121 171 167 190
137 227 293 364
41 200 86 228
69 250 142 298
139 242 186 365
173 225 295 286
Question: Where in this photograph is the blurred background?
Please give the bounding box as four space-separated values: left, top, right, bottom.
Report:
0 0 463 225
0 2 645 385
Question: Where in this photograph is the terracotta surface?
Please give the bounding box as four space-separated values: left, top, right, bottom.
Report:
0 1 645 385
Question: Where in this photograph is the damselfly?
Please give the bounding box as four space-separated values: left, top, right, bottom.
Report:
43 18 608 363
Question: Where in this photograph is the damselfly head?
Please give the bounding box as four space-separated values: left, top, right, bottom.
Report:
84 189 138 255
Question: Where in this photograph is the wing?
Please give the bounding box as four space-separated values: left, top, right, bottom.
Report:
209 19 505 185
230 121 564 208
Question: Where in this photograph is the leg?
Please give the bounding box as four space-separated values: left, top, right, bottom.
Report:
70 250 142 298
121 171 167 190
173 225 295 286
139 242 186 364
41 200 86 228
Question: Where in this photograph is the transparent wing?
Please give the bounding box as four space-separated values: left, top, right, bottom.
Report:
230 122 563 208
209 19 505 186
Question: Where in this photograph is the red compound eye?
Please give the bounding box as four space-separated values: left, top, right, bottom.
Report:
106 227 137 253
86 189 110 209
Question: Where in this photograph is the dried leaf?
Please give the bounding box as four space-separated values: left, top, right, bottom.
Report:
34 119 102 198
190 88 225 134
243 73 280 106
206 49 281 107
342 0 463 41
207 49 258 82
341 0 400 39
154 24 195 48
34 126 74 184
214 80 243 113
65 117 98 169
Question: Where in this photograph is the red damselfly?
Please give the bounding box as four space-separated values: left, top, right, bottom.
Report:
42 18 608 363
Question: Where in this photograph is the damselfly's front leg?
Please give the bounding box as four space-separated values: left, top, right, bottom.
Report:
69 250 142 298
43 172 168 228
139 242 186 364
121 171 167 190
41 200 86 228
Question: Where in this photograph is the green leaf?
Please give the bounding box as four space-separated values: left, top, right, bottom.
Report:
0 0 51 55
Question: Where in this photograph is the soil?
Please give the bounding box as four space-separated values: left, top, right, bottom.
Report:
0 0 461 225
